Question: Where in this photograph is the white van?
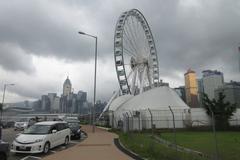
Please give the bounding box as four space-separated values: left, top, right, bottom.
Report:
11 121 70 154
14 117 36 131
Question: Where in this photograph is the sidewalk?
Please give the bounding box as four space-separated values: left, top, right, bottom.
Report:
43 125 133 160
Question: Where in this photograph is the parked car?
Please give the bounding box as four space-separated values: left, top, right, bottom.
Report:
0 140 9 160
14 117 36 131
11 121 70 154
67 121 81 140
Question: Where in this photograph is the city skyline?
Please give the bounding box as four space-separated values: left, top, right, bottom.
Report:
0 0 240 103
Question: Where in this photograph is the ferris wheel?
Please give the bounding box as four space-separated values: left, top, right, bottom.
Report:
114 9 159 95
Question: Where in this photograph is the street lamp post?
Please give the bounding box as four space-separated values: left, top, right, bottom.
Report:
0 83 14 139
78 31 97 133
208 106 220 160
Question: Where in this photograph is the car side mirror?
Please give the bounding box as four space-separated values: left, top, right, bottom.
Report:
52 129 57 133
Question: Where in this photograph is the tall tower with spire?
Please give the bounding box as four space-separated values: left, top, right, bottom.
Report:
63 76 72 96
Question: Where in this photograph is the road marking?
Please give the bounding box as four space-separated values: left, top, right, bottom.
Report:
20 156 42 160
50 150 56 153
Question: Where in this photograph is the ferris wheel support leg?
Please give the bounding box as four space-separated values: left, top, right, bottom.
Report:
140 66 147 94
131 67 138 95
147 68 152 88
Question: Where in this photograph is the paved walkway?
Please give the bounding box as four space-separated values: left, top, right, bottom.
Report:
43 125 133 160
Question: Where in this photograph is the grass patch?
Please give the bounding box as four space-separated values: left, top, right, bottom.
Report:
160 131 240 160
118 132 207 160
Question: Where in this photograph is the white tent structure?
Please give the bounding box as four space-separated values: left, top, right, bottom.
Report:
105 86 191 130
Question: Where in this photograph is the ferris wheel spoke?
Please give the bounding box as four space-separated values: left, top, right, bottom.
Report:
139 65 147 94
134 25 148 58
125 20 141 55
123 37 138 56
130 16 142 49
126 69 134 79
130 67 138 95
139 25 150 58
123 30 139 55
136 21 147 57
124 27 140 56
123 47 137 58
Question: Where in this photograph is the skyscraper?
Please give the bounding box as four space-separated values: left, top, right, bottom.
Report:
202 70 224 100
63 76 72 96
215 80 240 108
174 86 186 102
184 69 199 108
60 77 88 114
197 79 204 107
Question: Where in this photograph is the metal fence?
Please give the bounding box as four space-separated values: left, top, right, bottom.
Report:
102 108 240 160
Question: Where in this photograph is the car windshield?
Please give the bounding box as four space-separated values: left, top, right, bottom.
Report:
23 125 51 134
68 122 79 128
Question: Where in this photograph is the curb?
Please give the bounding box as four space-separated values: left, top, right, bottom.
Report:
152 135 210 159
96 126 111 131
114 138 145 160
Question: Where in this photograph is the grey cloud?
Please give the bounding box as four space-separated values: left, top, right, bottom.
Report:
0 43 35 73
0 0 240 100
0 0 93 63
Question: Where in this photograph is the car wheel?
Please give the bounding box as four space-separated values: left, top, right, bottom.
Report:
0 153 6 160
64 136 69 146
43 142 50 154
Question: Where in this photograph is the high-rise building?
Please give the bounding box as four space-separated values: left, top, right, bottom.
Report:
41 95 50 112
174 86 186 102
215 81 240 108
52 97 60 112
63 76 72 96
202 70 224 100
197 79 204 107
77 91 87 114
47 93 60 112
184 69 199 108
60 77 88 114
48 93 56 111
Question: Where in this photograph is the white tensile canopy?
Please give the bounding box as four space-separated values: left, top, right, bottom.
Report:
109 86 189 112
106 86 190 129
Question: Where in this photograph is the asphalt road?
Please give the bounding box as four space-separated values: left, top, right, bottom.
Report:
2 128 85 160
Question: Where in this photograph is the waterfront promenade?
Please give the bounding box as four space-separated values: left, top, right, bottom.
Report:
43 125 133 160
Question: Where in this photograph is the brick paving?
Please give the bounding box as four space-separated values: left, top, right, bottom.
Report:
43 125 133 160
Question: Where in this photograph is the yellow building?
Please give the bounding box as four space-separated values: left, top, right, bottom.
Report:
184 69 199 108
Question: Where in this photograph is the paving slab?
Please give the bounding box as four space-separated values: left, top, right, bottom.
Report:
43 125 133 160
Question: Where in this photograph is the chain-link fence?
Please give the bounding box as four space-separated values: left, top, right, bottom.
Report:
104 107 240 160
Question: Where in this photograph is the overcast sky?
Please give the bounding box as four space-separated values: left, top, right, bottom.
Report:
0 0 240 103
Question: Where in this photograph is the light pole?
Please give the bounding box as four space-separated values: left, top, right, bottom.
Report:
78 31 97 133
1 83 15 120
208 106 220 160
0 83 14 139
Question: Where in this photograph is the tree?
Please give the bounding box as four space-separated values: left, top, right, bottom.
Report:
202 92 237 130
